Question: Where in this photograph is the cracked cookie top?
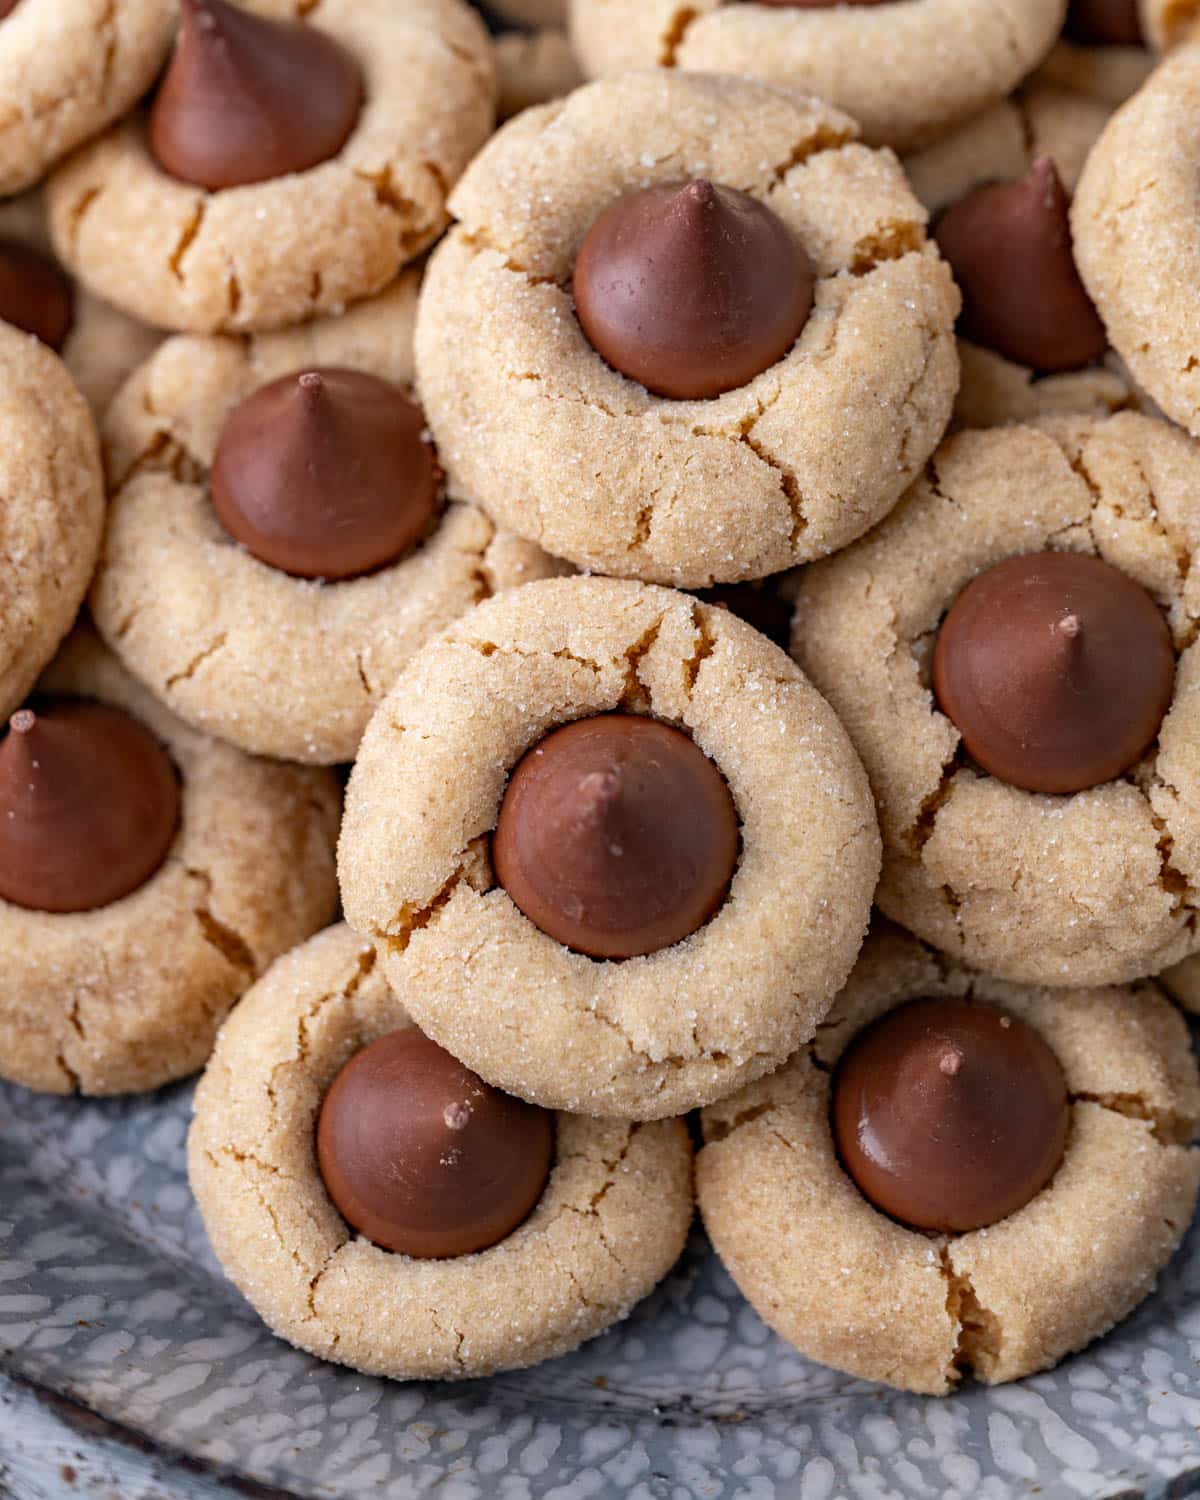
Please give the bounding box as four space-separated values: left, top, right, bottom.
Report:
793 413 1200 987
0 0 174 196
903 84 1140 432
697 922 1200 1394
1072 45 1200 440
43 0 495 335
189 922 695 1380
415 71 960 587
0 627 341 1097
93 273 566 766
567 0 1065 152
0 321 104 726
338 575 881 1120
0 189 160 416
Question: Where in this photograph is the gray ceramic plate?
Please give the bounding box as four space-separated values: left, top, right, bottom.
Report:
2 1074 1200 1500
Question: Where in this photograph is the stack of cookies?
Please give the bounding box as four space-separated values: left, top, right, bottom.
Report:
3 0 1200 1401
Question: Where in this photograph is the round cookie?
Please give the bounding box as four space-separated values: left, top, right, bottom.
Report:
1072 46 1200 439
904 85 1138 431
416 71 959 588
792 413 1200 987
0 190 159 416
189 922 694 1380
566 0 1065 152
698 922 1200 1395
0 0 174 196
0 628 341 1096
45 0 495 335
339 575 880 1120
0 322 104 725
93 274 566 765
494 29 581 120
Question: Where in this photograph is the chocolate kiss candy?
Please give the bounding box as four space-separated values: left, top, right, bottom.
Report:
0 699 181 914
149 0 363 191
832 997 1070 1233
933 551 1174 795
1064 0 1144 45
493 714 740 959
0 240 73 352
316 1029 554 1258
210 367 439 581
934 157 1107 372
573 179 815 400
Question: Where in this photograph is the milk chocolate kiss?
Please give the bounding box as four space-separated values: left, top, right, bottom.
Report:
933 551 1175 795
934 157 1107 372
0 699 181 914
150 0 363 191
493 714 740 960
573 179 815 400
1064 0 1144 45
0 240 73 352
210 368 439 580
833 997 1070 1233
316 1029 554 1259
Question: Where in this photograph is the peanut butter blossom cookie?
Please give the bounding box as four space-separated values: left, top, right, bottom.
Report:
416 71 958 587
339 576 880 1120
0 0 174 195
190 923 694 1380
793 413 1200 986
567 0 1065 152
94 275 564 764
1072 45 1200 439
0 322 104 725
0 629 341 1096
45 0 495 334
698 924 1200 1393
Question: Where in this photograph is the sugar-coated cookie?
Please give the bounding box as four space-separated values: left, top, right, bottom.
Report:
794 414 1200 987
190 923 694 1380
417 71 959 587
339 576 879 1120
699 924 1200 1394
0 629 341 1096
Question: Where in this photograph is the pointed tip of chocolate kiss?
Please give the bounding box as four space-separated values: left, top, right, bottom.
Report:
210 366 439 581
150 0 363 191
8 708 35 735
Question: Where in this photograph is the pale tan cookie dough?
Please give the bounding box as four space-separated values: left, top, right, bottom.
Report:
46 0 495 335
793 414 1200 987
0 629 341 1097
0 190 160 417
339 576 880 1120
416 72 959 588
698 923 1200 1395
189 923 694 1381
0 0 174 196
94 275 566 765
0 322 103 724
902 84 1140 431
494 29 582 120
1072 45 1200 439
567 0 1064 152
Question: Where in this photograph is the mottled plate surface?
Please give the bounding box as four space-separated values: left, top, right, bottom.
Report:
2 1077 1200 1500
